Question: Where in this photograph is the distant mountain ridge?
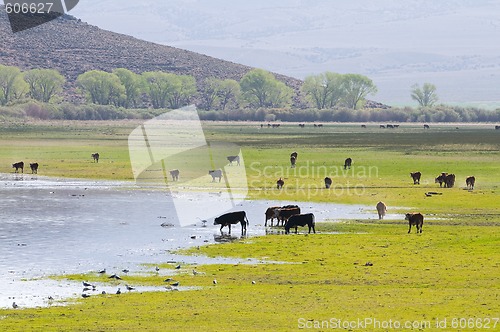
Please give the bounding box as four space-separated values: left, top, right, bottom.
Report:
0 7 302 103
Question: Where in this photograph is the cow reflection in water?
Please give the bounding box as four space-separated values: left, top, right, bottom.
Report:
213 233 246 243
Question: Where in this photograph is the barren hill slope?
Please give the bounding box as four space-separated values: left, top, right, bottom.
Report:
0 8 302 102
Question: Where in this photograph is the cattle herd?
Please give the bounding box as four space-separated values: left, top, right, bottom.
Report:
11 153 101 175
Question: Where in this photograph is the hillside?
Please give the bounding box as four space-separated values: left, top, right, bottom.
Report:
0 7 302 103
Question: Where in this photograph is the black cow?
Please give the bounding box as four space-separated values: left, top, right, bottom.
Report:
424 124 430 129
444 173 456 188
405 213 424 234
290 151 298 160
380 125 385 129
91 153 99 163
227 155 240 166
387 124 394 129
435 173 447 187
344 158 352 170
495 125 499 130
361 124 367 128
299 124 305 128
277 177 284 189
169 169 179 181
324 177 332 189
285 213 315 234
213 211 248 234
30 162 39 174
466 176 475 190
12 161 24 173
410 171 421 185
290 156 296 168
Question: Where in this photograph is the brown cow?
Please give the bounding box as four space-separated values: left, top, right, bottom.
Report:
169 169 179 181
277 177 284 189
410 172 421 185
277 206 301 226
466 176 475 190
405 213 424 234
264 206 281 227
376 201 387 220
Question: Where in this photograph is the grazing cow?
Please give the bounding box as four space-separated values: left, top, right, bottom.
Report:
285 213 315 234
299 124 305 128
495 125 500 130
277 177 284 189
376 201 387 220
324 177 332 189
277 206 301 226
466 176 475 190
361 124 367 128
213 211 248 234
29 162 39 174
435 173 447 187
290 156 296 168
209 169 223 182
272 124 280 128
317 124 323 127
344 158 352 170
405 213 424 234
394 125 400 128
169 169 179 181
91 153 99 163
265 206 281 227
313 124 318 127
227 155 240 166
260 124 264 128
410 171 421 185
290 151 298 160
380 125 385 128
12 161 24 173
424 124 430 129
387 124 394 129
267 123 271 128
444 173 456 188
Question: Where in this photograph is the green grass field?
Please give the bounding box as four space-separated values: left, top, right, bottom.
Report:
0 120 499 331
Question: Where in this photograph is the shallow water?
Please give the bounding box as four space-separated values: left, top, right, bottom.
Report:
0 173 391 308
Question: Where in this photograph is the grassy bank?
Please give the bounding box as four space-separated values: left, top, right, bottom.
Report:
1 222 498 331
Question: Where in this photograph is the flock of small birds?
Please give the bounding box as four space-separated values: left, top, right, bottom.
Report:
10 264 258 308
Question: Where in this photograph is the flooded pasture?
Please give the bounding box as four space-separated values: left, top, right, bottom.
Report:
0 173 394 308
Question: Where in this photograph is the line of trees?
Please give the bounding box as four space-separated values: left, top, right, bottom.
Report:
0 64 380 111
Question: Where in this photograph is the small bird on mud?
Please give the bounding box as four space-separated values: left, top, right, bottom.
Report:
109 274 122 280
122 269 129 274
82 294 90 298
164 278 173 282
12 302 18 308
126 285 135 291
98 269 106 274
83 281 93 287
155 266 160 272
171 282 180 287
175 264 181 269
213 279 217 285
116 288 121 295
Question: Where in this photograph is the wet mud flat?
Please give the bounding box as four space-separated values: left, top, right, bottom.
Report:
0 173 390 308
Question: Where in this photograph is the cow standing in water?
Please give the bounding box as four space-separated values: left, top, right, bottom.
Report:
213 211 248 234
30 163 39 174
344 158 352 170
410 172 421 185
405 213 424 234
376 201 387 220
12 161 24 173
92 153 100 163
